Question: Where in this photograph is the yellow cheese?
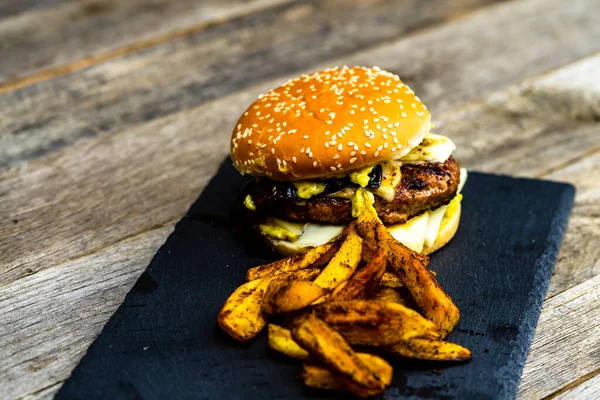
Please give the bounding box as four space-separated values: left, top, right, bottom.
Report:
400 133 456 163
374 161 401 202
349 165 374 187
295 223 345 247
243 194 256 211
293 182 326 199
425 204 447 248
259 224 299 241
438 194 462 237
271 218 305 235
387 212 430 253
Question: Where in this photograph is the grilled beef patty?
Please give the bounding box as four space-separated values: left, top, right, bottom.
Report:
237 157 460 225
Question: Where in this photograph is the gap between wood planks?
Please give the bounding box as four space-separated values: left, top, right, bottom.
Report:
0 1 296 94
543 368 600 400
0 0 505 95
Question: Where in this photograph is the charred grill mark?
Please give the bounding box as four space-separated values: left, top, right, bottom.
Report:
406 177 429 190
236 157 460 226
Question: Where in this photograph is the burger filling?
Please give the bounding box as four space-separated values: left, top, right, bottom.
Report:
237 133 464 253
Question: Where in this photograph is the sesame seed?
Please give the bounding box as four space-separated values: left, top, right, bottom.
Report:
374 151 380 157
303 135 309 139
360 150 367 155
338 144 343 151
292 156 297 163
350 157 357 164
314 161 318 168
271 148 275 154
401 112 407 118
330 166 337 171
333 154 340 159
365 143 371 148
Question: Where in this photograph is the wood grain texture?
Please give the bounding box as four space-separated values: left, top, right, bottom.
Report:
553 371 600 400
0 0 294 86
0 0 78 19
435 53 600 298
1 0 532 284
4 0 600 168
0 226 172 400
1 0 599 398
517 274 600 399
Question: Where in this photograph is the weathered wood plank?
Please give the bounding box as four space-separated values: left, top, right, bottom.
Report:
3 0 600 289
434 53 600 298
553 370 600 400
0 226 172 400
0 0 294 86
517 274 600 399
4 0 600 168
0 0 78 19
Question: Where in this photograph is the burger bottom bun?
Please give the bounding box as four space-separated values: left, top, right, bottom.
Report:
265 203 461 257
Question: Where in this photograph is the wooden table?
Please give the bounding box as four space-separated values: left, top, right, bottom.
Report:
1 1 599 398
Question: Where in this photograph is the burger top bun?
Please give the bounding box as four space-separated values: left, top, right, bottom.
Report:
231 66 431 181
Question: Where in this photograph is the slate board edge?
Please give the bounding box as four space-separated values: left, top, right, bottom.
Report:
497 183 575 399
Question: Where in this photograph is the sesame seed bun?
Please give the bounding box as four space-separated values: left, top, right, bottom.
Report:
230 66 431 181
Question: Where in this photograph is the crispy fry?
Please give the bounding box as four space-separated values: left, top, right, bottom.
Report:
302 353 392 398
352 189 459 337
360 240 379 263
386 337 472 362
263 279 328 315
313 300 440 345
314 226 363 290
246 241 339 281
267 324 309 359
370 286 416 308
279 267 323 281
382 239 460 338
292 314 386 394
331 247 387 300
380 271 404 288
218 278 271 342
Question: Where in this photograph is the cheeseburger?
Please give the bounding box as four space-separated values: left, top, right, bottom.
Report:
230 66 465 255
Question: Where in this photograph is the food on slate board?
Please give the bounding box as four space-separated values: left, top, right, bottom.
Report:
219 66 470 397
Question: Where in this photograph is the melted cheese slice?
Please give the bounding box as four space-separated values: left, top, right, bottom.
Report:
387 212 429 253
261 169 468 253
400 133 456 163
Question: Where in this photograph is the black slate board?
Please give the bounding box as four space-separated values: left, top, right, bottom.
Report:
56 160 575 400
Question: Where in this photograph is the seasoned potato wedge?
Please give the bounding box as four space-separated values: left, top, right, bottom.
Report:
292 314 386 393
302 352 392 398
263 280 327 315
313 300 440 345
370 286 416 308
331 247 387 300
382 239 460 338
267 324 309 359
246 241 338 281
386 337 472 362
314 227 363 290
217 278 271 342
380 271 404 288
